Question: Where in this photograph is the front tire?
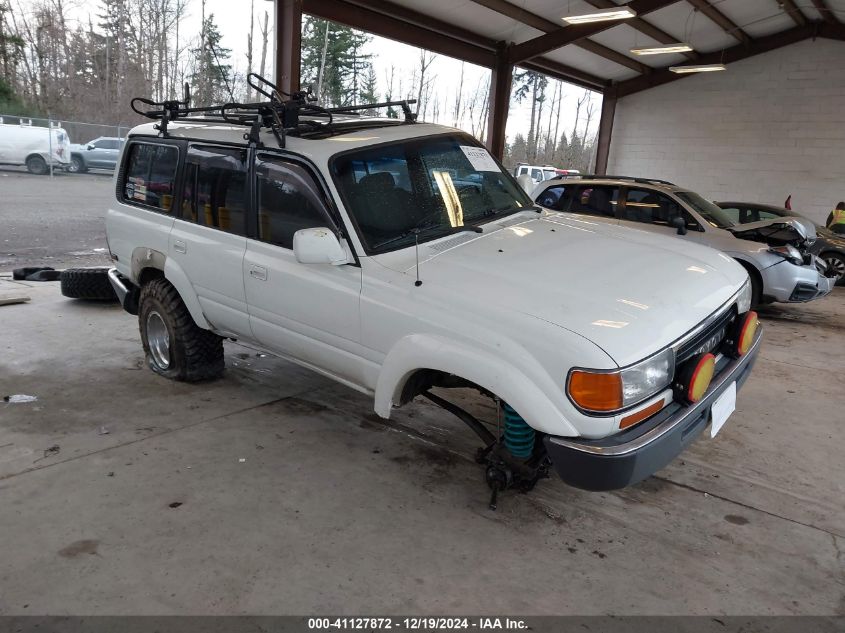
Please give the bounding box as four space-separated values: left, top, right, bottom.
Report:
820 252 845 286
138 279 224 382
26 155 48 175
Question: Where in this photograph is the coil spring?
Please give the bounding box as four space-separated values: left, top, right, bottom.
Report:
502 403 535 459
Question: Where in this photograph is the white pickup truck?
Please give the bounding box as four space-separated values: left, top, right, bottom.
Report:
105 92 761 501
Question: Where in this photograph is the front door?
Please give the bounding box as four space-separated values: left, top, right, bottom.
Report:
243 155 365 387
169 144 251 338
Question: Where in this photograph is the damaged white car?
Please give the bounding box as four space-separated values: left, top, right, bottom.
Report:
105 78 763 506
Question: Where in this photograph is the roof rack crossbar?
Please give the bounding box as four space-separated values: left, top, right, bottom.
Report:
329 99 417 123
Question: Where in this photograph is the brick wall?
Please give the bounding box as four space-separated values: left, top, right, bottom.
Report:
607 38 845 225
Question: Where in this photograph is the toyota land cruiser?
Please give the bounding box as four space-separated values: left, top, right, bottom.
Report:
105 79 762 503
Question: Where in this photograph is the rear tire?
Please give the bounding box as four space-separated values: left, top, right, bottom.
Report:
138 278 224 382
68 155 86 173
26 155 48 175
60 268 117 301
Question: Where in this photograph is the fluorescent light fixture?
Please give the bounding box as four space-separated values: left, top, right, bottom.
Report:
562 6 636 24
669 63 727 74
630 43 694 55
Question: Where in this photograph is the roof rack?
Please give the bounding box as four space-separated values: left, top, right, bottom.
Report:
556 173 676 187
130 74 417 148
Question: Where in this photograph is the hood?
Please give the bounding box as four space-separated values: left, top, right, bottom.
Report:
727 216 817 248
376 214 747 366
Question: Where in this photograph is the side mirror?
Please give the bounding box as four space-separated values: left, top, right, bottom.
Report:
87 144 95 150
670 215 688 235
293 227 349 265
516 174 535 196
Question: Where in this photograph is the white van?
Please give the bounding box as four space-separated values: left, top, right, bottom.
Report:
0 118 71 174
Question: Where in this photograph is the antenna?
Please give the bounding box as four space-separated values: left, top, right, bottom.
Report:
413 229 422 287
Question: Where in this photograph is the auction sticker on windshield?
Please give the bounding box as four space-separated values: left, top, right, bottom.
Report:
460 146 499 171
710 381 736 437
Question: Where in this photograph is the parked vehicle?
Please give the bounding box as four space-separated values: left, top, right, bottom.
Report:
513 163 579 188
716 201 845 286
0 118 71 174
533 175 834 306
69 136 124 173
105 83 761 498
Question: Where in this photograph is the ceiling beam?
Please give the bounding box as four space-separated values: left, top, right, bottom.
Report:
818 20 845 38
778 0 808 27
508 0 683 64
810 0 838 24
468 0 651 74
582 0 698 60
615 23 814 97
304 0 609 91
685 0 752 46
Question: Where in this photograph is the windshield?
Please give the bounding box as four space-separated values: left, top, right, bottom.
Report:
676 191 736 229
332 134 533 254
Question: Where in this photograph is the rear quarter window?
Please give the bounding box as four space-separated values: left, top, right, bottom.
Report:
121 142 179 213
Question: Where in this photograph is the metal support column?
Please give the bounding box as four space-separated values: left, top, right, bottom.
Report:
594 88 617 175
485 43 512 160
276 0 302 95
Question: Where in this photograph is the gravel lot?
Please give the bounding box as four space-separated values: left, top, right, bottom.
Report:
0 167 114 271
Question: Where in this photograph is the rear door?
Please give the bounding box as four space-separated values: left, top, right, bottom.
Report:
169 143 251 338
555 184 621 225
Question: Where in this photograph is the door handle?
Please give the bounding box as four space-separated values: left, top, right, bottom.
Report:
173 240 187 254
249 265 267 281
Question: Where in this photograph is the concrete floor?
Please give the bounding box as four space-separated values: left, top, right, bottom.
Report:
0 277 843 616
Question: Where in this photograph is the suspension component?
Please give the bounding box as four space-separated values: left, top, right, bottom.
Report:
502 403 535 459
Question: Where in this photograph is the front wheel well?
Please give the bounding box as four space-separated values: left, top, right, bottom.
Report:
734 259 763 306
397 368 492 406
137 266 165 287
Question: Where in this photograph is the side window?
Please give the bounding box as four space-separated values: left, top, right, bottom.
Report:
569 185 619 218
255 157 332 249
536 185 568 211
102 139 120 150
122 142 178 213
720 206 741 223
181 145 248 236
530 168 543 181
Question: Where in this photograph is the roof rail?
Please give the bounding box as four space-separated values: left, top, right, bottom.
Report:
130 74 417 148
555 173 676 186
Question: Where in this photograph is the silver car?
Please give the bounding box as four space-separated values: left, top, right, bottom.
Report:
68 136 124 173
532 176 834 306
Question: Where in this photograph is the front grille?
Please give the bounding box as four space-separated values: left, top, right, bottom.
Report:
676 305 737 365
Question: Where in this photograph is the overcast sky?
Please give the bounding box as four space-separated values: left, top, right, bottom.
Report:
16 0 601 151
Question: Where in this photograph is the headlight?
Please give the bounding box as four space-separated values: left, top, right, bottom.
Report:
568 348 675 414
768 244 803 266
736 278 752 314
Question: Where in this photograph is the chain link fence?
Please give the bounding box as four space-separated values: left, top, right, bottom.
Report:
0 113 128 177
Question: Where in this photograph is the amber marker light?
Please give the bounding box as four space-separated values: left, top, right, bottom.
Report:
620 398 665 429
568 371 623 412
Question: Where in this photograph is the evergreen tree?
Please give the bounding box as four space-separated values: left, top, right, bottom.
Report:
300 16 372 106
359 65 378 104
190 13 232 106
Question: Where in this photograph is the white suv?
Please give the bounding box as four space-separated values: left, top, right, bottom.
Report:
106 86 761 500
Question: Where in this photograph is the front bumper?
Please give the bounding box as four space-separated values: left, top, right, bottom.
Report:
544 329 762 491
761 260 833 303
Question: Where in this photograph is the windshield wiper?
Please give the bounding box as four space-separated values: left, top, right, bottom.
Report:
374 223 482 251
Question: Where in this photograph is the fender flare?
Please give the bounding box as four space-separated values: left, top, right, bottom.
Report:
374 333 579 437
163 257 211 330
129 247 210 330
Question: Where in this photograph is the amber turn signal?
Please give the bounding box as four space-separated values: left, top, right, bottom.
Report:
736 311 758 357
568 370 623 412
675 353 716 405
